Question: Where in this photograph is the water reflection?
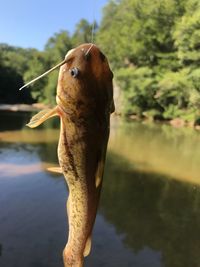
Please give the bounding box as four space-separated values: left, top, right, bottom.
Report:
101 152 200 267
0 243 2 256
109 119 200 185
1 112 200 267
0 111 31 131
0 142 59 178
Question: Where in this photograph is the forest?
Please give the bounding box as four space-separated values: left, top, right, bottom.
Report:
1 0 200 125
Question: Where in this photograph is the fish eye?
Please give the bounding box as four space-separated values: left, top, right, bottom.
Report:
70 67 79 78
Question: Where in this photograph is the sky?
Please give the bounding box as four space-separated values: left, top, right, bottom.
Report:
0 0 109 50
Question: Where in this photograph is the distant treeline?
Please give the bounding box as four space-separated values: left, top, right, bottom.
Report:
99 0 200 124
0 19 97 105
1 0 200 124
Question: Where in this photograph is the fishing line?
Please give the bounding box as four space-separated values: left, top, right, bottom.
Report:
91 19 95 44
85 0 96 56
91 0 97 44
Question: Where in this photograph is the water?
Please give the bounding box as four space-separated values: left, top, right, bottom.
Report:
1 111 200 267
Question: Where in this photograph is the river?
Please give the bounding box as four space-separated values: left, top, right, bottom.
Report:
0 111 200 267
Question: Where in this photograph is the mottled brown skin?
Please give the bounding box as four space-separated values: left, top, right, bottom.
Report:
27 43 114 267
57 44 114 267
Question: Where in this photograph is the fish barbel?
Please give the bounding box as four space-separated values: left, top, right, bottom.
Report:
27 43 115 267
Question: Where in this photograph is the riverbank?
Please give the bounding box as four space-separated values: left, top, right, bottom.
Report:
1 103 200 131
128 114 200 131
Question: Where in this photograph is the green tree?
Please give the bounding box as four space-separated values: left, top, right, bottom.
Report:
155 69 191 118
23 51 48 102
72 19 98 46
0 64 32 104
0 44 34 104
97 0 186 68
173 0 200 65
42 31 72 104
97 0 200 123
45 30 72 64
0 43 36 75
116 66 159 116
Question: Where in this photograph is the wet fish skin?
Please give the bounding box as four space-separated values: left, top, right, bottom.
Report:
27 43 114 267
57 44 114 267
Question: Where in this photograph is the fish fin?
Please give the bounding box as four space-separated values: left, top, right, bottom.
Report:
26 107 58 128
83 236 92 257
95 159 105 188
67 195 70 216
46 167 63 174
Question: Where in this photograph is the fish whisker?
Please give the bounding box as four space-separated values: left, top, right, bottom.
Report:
19 59 67 91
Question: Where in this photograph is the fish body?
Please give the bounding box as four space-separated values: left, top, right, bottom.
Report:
27 43 114 267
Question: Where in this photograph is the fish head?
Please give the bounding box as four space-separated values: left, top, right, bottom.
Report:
56 43 115 117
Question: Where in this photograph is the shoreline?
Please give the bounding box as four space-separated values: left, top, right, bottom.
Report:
1 103 200 131
127 114 200 130
0 103 49 112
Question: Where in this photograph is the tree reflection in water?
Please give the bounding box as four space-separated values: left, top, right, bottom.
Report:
100 152 200 267
0 111 31 131
1 113 200 267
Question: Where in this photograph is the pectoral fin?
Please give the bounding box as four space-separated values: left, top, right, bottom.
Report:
47 167 63 174
67 195 71 217
26 107 58 128
95 160 105 188
83 236 92 257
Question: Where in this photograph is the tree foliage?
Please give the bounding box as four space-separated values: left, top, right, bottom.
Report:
72 19 98 45
97 0 200 124
0 20 95 105
1 1 200 125
0 44 34 104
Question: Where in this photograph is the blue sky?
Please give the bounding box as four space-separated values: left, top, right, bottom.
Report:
0 0 109 50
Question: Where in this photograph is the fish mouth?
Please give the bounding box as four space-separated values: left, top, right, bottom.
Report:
56 95 73 116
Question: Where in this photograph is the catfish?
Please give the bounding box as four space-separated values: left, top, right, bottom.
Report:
26 43 115 267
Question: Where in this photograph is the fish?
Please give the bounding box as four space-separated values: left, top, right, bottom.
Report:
26 43 115 267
